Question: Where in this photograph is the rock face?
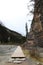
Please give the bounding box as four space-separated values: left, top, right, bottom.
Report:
30 0 43 47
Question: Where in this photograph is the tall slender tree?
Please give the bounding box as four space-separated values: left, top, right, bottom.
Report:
25 22 28 39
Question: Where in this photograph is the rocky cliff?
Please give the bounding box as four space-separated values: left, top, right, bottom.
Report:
30 0 43 47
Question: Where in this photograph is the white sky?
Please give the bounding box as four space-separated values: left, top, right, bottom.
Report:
0 0 34 36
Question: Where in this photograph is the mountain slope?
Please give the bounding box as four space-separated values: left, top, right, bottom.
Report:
0 23 26 44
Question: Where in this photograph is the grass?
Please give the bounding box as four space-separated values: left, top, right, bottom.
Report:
23 49 30 57
37 57 43 62
23 49 43 63
29 52 43 63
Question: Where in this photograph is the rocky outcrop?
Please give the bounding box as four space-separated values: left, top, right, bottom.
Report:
30 0 43 47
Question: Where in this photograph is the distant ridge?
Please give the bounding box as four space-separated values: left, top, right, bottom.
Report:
0 22 26 44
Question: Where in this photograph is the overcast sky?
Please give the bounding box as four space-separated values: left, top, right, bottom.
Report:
0 0 34 36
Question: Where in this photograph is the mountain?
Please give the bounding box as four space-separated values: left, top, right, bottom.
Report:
0 23 26 44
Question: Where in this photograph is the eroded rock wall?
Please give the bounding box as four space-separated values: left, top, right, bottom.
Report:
31 0 43 47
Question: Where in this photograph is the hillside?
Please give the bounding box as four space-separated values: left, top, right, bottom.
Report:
0 23 26 44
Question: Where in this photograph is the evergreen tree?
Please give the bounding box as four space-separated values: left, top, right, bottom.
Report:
25 23 28 39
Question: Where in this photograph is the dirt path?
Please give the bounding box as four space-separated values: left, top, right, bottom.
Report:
0 45 43 65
